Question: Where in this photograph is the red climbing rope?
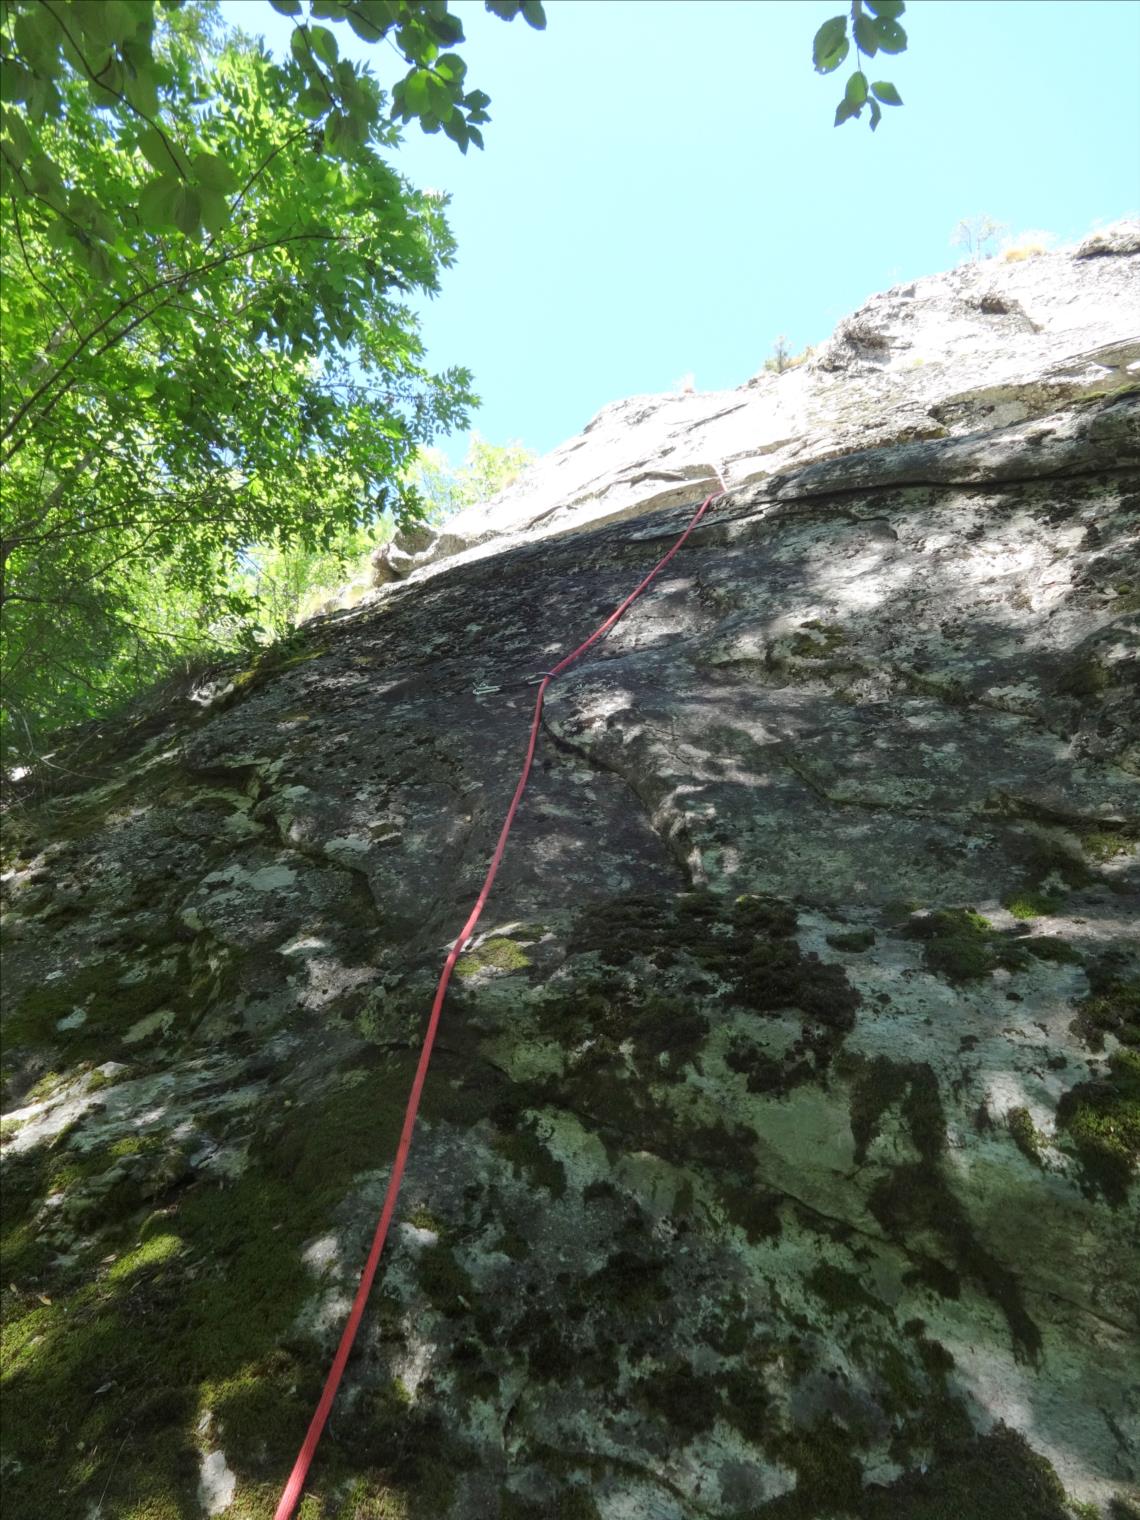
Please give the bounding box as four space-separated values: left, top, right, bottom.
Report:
274 482 726 1519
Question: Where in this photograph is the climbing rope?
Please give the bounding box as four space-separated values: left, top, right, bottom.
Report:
274 481 726 1519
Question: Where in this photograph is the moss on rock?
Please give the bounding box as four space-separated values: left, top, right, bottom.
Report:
1072 963 1140 1050
1056 1047 1140 1206
906 907 1030 982
1006 1106 1043 1165
454 936 531 980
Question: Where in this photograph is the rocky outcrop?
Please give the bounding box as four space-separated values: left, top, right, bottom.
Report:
351 223 1140 599
2 229 1138 1520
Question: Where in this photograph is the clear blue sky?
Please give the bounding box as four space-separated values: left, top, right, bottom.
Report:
219 0 1140 461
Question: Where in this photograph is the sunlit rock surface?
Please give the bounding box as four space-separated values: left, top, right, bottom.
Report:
364 221 1140 590
2 228 1138 1519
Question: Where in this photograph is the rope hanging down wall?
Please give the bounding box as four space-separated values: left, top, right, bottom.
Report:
274 482 727 1520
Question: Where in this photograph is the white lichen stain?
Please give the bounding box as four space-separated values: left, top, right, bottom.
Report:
301 1233 341 1276
197 1449 236 1515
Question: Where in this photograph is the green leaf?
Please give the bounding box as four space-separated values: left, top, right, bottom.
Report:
866 1 905 17
834 96 861 126
346 10 385 41
138 173 181 227
434 51 467 82
192 151 238 192
871 16 908 53
76 238 113 282
845 71 868 106
869 98 882 130
139 126 170 172
45 216 75 251
813 16 849 74
485 1 522 18
520 0 547 27
426 11 464 44
403 68 431 114
171 185 201 235
297 88 330 119
0 62 33 104
269 0 304 13
425 72 454 117
124 67 159 118
198 185 229 235
1 110 34 166
853 13 878 56
73 0 138 46
871 80 902 105
308 25 339 66
13 9 63 75
25 151 64 200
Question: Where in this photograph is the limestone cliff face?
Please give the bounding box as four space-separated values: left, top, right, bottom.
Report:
2 228 1138 1520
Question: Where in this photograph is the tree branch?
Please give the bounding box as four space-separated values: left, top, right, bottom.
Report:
1 231 340 457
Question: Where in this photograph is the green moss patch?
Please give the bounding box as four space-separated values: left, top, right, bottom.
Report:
869 1163 1040 1362
826 927 876 952
492 1118 567 1199
906 908 1030 982
861 1424 1068 1519
3 953 191 1062
563 889 858 1089
842 1056 1037 1360
1056 1048 1140 1206
416 1242 474 1315
1081 830 1136 865
763 1418 865 1517
1072 964 1140 1050
1002 832 1094 920
789 620 848 657
1023 936 1083 965
635 1362 721 1438
1056 656 1110 699
454 937 531 980
1006 1107 1042 1166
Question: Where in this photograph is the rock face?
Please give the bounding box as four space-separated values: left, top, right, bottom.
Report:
2 230 1139 1520
354 222 1140 595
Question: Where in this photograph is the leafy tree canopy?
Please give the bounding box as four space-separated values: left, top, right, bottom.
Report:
0 0 544 755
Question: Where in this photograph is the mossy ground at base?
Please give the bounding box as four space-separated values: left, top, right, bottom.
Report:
0 1056 457 1520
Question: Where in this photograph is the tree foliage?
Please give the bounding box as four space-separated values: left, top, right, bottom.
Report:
0 0 543 757
813 0 907 130
236 434 536 636
0 0 546 254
